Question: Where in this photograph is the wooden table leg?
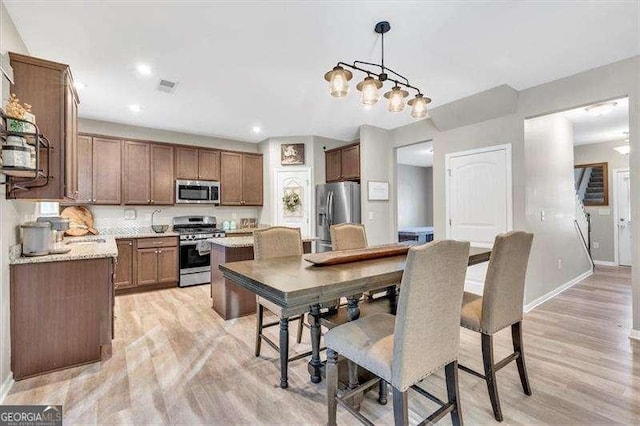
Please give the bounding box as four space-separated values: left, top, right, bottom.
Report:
279 318 289 389
346 293 362 321
308 304 323 383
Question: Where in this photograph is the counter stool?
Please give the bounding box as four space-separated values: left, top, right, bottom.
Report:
326 240 471 426
459 231 534 421
253 227 307 389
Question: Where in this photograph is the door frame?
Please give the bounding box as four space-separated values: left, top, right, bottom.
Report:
272 167 313 236
613 167 630 266
444 143 513 244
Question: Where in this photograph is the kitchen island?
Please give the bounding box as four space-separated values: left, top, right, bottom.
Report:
209 235 315 319
9 235 118 379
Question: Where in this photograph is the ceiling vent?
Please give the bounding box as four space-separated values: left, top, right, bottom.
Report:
157 79 178 94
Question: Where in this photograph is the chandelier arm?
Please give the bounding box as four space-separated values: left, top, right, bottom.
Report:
352 60 384 71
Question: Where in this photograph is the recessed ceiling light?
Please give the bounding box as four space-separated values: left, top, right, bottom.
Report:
613 145 630 155
252 126 261 134
136 63 152 76
584 101 617 116
129 104 142 113
74 82 86 90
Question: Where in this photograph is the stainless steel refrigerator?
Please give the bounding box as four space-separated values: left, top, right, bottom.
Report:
316 182 361 252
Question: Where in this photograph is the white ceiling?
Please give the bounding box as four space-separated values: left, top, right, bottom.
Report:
397 141 433 167
5 2 639 143
560 97 629 145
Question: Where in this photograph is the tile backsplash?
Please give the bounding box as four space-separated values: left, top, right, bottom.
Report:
89 205 261 230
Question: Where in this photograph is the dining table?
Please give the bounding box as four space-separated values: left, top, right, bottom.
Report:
219 244 492 389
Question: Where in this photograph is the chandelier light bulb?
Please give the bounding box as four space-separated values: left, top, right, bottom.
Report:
324 66 353 98
357 76 382 108
408 94 431 119
384 86 408 112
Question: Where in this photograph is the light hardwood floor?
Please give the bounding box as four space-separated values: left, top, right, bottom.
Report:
4 266 639 424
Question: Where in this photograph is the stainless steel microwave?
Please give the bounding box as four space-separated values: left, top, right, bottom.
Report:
175 180 220 204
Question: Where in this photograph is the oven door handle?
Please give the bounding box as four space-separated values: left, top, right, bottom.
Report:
180 240 199 246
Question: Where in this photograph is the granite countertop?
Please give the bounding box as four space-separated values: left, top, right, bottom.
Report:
208 235 318 248
9 235 119 265
223 227 271 235
97 227 179 239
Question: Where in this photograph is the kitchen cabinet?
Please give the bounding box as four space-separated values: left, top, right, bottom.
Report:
150 144 175 204
136 248 160 286
75 135 93 204
10 257 114 379
123 141 151 205
220 151 263 206
325 143 360 183
176 147 220 181
92 137 122 204
113 236 179 293
8 53 79 200
114 239 134 289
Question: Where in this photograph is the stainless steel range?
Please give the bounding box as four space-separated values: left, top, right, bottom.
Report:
172 215 225 287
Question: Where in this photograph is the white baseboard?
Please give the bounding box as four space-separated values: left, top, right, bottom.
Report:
593 260 617 267
524 269 593 313
630 329 640 341
0 372 14 403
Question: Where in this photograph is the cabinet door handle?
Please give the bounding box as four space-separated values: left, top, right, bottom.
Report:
150 200 154 203
128 242 132 246
158 250 162 253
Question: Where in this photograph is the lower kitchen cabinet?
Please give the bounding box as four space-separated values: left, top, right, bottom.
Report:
114 236 179 294
114 239 134 289
10 257 114 379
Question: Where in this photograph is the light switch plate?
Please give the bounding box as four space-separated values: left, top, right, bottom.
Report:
368 212 374 221
593 242 600 249
123 209 136 220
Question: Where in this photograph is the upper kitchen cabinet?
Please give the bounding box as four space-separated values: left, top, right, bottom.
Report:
7 53 79 200
220 151 263 206
92 137 122 204
325 142 360 183
123 141 175 205
123 141 151 205
175 147 220 181
150 144 175 204
75 135 93 204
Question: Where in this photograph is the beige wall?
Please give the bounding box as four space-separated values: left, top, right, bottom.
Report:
397 164 433 229
574 140 630 263
524 114 592 303
361 56 639 324
0 0 32 398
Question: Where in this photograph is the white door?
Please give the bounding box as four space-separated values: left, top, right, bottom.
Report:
615 169 632 266
446 145 512 246
275 168 312 237
446 145 512 294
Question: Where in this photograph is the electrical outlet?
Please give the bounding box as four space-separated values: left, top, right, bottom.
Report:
368 212 374 222
232 212 238 219
598 209 610 215
592 242 599 249
144 213 151 221
557 258 562 270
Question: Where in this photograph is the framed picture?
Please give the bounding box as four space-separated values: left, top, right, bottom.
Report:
281 143 305 165
368 181 389 201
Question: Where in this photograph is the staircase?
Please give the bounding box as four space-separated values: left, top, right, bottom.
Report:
583 167 606 204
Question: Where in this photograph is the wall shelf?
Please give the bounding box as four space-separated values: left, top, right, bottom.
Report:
0 109 52 192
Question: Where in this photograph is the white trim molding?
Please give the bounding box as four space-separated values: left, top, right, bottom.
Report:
0 373 14 403
524 269 593 313
593 260 618 267
612 168 630 266
630 329 640 341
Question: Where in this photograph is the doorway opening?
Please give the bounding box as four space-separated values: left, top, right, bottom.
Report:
395 141 434 244
568 97 630 267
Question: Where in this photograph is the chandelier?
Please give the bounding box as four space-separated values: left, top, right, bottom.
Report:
323 21 431 119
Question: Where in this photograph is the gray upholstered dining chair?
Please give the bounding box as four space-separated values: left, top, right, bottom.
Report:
330 223 395 305
326 240 471 426
459 231 534 422
253 227 306 375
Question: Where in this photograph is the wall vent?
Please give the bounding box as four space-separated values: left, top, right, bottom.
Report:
157 79 178 93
